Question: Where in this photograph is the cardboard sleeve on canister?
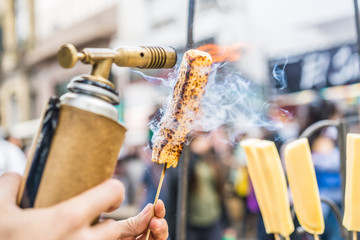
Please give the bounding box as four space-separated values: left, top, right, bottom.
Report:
18 104 126 208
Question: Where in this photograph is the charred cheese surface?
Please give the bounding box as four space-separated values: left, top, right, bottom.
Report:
151 50 212 168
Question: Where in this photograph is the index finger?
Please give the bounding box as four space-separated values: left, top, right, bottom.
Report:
55 179 125 224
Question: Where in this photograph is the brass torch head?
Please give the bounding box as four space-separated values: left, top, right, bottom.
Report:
58 43 177 70
114 46 177 69
57 43 177 89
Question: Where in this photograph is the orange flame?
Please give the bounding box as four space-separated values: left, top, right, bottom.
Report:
197 42 245 63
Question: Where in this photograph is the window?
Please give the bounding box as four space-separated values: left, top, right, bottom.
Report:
10 93 19 124
14 0 30 45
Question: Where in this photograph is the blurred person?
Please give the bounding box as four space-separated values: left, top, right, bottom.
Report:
0 129 27 176
0 172 169 240
187 134 232 240
164 133 232 240
5 134 24 151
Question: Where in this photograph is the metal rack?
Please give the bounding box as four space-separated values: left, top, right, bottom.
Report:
299 116 360 240
175 1 196 240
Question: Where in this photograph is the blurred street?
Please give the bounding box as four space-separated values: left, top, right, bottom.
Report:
1 0 360 239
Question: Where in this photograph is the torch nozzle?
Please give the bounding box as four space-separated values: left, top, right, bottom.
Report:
115 46 177 69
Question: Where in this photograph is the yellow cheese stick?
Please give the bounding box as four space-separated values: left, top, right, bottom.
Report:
241 139 272 231
242 139 294 237
254 140 294 237
343 133 360 231
284 138 324 235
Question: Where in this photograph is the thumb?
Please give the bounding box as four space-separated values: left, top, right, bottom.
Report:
116 203 154 238
0 172 22 205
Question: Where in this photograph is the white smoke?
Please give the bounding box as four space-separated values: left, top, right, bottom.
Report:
136 60 288 145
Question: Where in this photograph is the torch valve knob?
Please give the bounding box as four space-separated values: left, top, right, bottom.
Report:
57 44 85 69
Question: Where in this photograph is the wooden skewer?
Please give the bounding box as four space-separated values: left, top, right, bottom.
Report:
144 163 168 240
314 234 319 240
354 231 358 240
274 234 291 240
274 234 281 240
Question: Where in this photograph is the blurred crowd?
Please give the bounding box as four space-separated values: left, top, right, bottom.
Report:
107 97 354 240
1 97 358 240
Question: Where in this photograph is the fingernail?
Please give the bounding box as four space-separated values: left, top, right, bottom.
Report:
155 199 162 206
141 203 153 215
